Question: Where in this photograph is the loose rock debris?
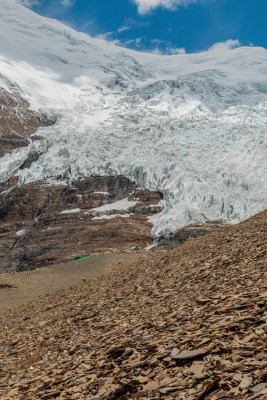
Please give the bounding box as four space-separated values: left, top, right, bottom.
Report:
0 210 266 399
0 284 16 289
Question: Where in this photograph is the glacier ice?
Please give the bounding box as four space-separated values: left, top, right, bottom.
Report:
0 0 266 237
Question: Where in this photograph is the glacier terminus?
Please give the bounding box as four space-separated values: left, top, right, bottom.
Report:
0 0 266 237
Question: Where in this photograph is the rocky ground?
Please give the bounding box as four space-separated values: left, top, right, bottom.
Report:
0 210 266 399
157 222 224 250
0 253 139 311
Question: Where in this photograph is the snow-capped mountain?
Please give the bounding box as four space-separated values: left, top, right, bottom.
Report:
0 0 266 237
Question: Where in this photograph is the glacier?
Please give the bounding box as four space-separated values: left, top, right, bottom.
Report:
0 0 266 236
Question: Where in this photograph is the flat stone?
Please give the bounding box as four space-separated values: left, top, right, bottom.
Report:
250 382 267 393
171 347 180 357
172 345 212 360
239 375 253 390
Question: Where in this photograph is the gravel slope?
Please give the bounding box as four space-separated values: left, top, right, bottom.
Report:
0 210 266 399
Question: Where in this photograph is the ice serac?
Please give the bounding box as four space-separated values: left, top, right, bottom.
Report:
0 0 266 237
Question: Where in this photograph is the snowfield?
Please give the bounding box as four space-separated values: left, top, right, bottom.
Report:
90 199 137 212
0 0 266 236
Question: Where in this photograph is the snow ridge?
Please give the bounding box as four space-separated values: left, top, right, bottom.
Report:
0 0 267 236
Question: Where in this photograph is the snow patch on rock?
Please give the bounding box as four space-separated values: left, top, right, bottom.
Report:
16 229 26 236
60 208 81 214
90 199 137 212
92 213 132 220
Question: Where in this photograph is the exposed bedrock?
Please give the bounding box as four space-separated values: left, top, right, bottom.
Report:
157 221 224 249
0 176 163 273
0 87 53 157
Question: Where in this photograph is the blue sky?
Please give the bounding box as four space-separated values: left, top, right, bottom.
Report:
25 0 267 54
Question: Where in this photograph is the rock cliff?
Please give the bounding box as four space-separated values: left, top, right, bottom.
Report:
0 176 163 273
0 88 53 157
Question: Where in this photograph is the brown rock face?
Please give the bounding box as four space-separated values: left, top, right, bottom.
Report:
0 87 53 157
0 176 163 273
157 221 224 249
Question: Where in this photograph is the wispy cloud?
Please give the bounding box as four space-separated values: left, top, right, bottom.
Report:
132 0 198 15
151 46 186 55
96 31 144 50
208 39 241 52
61 0 76 7
151 39 166 45
97 33 185 55
19 0 77 9
135 37 143 47
150 39 186 54
18 0 40 6
151 47 163 54
96 32 114 41
167 47 186 55
118 26 131 33
97 25 132 41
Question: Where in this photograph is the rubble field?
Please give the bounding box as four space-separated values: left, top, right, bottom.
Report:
0 210 266 399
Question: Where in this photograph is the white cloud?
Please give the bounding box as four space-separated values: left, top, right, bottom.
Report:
151 47 163 54
120 37 144 47
96 32 144 50
61 0 76 7
150 39 186 55
151 45 186 55
135 37 143 47
132 0 197 14
18 0 40 6
208 39 241 52
18 0 76 9
118 26 131 33
96 32 125 47
167 47 186 55
96 32 114 41
151 39 166 45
